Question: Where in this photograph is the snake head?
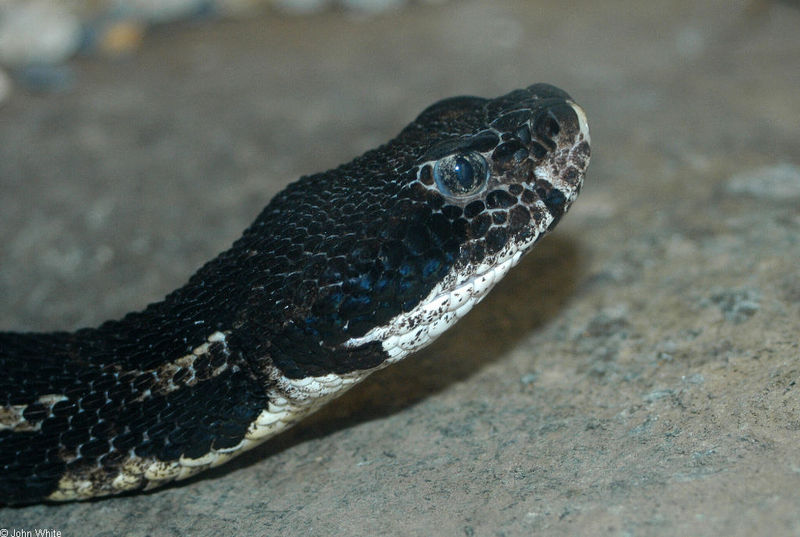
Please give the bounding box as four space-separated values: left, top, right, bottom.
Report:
333 84 591 367
265 84 591 378
406 83 590 254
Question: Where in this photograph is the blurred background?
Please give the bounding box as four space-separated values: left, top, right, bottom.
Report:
1 1 799 535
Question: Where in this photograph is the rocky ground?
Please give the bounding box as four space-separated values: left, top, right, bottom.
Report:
1 0 799 535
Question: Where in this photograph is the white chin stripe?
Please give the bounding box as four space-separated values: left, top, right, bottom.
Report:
341 232 544 364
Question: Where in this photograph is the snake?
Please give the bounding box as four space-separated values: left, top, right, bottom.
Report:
0 83 590 504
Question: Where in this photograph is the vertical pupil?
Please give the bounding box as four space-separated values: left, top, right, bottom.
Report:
453 157 474 189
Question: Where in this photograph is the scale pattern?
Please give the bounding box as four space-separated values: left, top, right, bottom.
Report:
0 83 590 504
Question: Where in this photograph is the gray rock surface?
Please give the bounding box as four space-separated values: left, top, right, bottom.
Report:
1 0 799 535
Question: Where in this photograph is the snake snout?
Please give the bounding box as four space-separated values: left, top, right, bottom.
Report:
532 101 589 151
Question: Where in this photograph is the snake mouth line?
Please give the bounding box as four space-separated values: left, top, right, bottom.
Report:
340 240 529 363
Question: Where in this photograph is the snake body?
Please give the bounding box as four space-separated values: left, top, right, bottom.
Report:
0 84 590 504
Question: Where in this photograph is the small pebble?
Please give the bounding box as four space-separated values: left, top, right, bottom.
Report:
520 373 538 386
726 163 800 201
643 389 673 403
681 373 705 385
0 1 83 66
97 20 146 57
706 288 761 324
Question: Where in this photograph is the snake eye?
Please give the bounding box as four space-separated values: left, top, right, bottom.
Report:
433 152 489 197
